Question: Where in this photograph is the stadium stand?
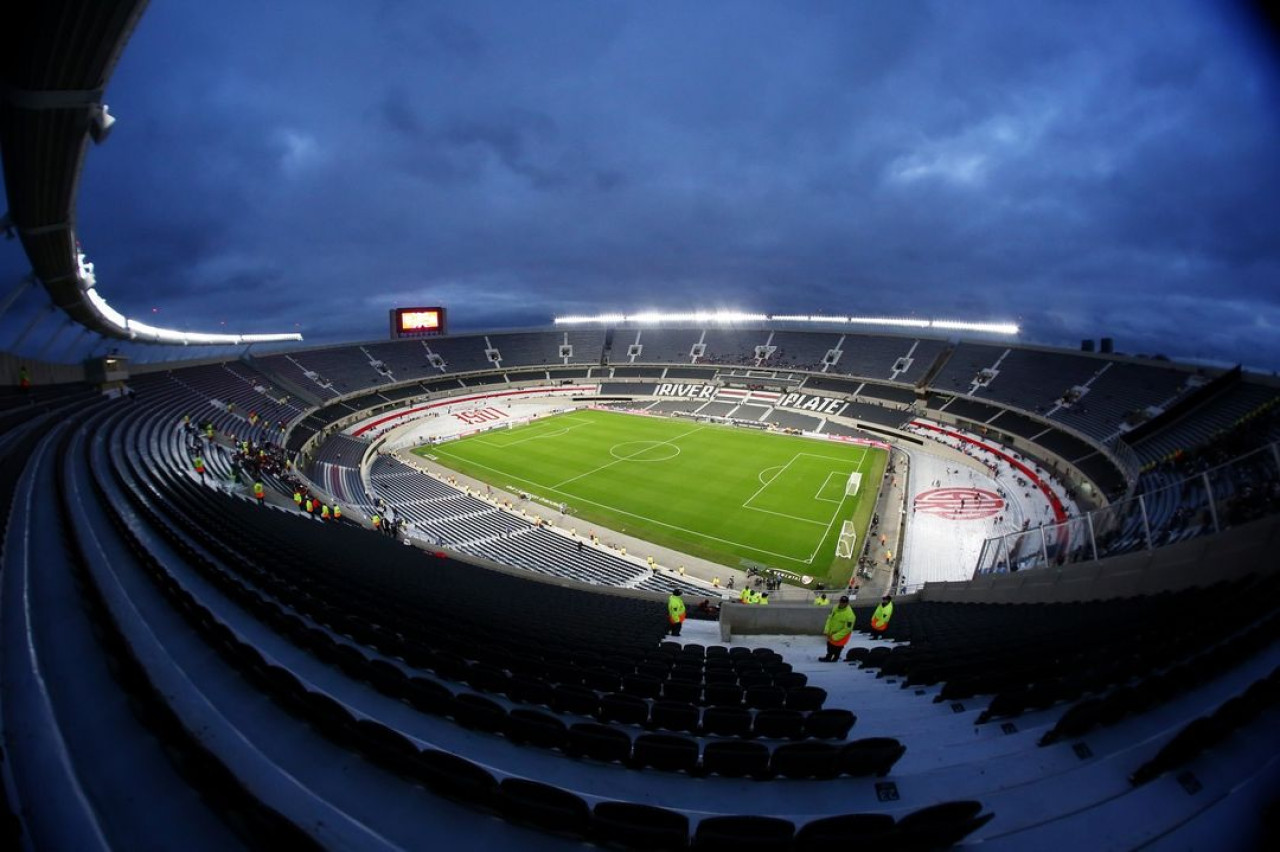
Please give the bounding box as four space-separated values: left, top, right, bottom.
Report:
8 2 1279 845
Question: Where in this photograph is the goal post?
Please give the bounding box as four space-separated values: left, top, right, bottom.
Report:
836 521 857 558
845 472 862 497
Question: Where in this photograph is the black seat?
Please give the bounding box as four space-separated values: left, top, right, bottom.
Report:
694 815 795 851
623 673 664 699
752 708 805 739
838 738 906 777
365 659 409 698
592 802 689 850
785 685 827 711
498 778 590 835
702 706 752 737
567 723 632 764
702 740 770 778
466 663 511 695
772 742 839 779
804 708 857 740
633 733 700 773
584 667 624 692
352 719 420 777
892 800 994 849
745 685 786 710
553 684 601 717
509 674 555 708
300 691 357 744
704 683 744 707
739 672 772 689
451 692 508 734
662 680 702 704
651 701 701 733
774 671 808 691
795 813 895 850
508 708 568 750
413 749 498 808
599 693 650 726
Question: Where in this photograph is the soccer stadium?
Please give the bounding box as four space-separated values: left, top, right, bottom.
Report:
1 4 1278 851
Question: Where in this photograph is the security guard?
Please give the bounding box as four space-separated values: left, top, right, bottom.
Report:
813 593 829 606
667 589 686 637
870 595 894 638
820 596 856 661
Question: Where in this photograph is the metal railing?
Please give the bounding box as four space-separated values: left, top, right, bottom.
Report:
974 441 1280 576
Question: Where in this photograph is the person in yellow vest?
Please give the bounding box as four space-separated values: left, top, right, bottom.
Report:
739 587 751 604
712 576 720 588
320 504 331 521
667 589 686 637
869 595 894 638
332 504 342 521
748 589 762 605
813 593 830 606
304 497 313 514
193 455 206 479
820 595 856 662
253 481 265 504
759 593 769 605
372 514 382 531
293 490 303 507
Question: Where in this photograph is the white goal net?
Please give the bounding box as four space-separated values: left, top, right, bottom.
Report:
845 472 862 496
836 521 857 558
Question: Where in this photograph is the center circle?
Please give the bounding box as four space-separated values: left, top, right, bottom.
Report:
609 441 681 462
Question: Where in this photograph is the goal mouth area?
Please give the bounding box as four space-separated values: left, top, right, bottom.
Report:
845 472 863 496
836 520 857 559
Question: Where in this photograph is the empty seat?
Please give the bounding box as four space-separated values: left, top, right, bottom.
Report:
702 706 752 737
509 674 555 708
498 778 590 835
451 692 508 734
633 734 700 773
466 663 511 695
508 708 568 750
752 709 805 740
599 693 650 726
553 684 601 717
413 750 498 808
592 802 689 850
695 815 795 851
893 800 994 848
804 708 857 740
745 685 786 710
352 719 420 777
651 701 701 733
772 742 839 779
584 667 624 692
702 740 771 778
663 680 702 704
568 723 632 764
406 677 453 715
704 683 744 707
785 686 827 711
623 674 664 699
795 813 895 850
838 738 906 777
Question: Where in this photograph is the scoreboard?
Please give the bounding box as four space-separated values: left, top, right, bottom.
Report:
389 306 447 339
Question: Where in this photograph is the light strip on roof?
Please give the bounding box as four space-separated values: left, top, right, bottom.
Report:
76 247 303 345
553 311 1019 335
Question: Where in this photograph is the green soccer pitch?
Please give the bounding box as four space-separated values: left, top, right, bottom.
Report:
413 408 887 584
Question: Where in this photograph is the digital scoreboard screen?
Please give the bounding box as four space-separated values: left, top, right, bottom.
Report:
390 306 446 338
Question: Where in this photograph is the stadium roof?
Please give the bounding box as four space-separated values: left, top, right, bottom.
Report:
1 0 300 346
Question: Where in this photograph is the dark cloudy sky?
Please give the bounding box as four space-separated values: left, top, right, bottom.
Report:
4 0 1280 368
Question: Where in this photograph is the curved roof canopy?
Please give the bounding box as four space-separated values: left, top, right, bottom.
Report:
1 0 301 345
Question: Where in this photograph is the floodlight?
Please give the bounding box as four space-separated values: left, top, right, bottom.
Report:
88 104 116 144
